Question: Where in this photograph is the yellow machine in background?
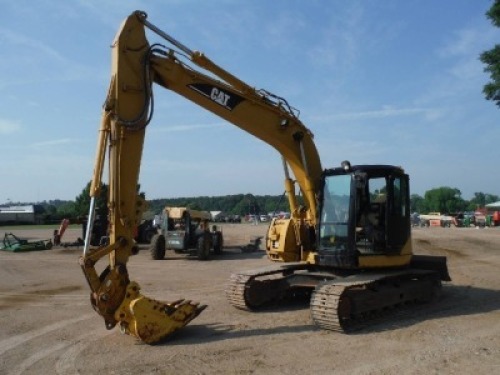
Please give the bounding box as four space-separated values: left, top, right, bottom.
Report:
80 11 450 344
150 206 223 260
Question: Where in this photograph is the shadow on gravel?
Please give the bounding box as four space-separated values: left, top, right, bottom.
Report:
158 284 500 345
348 284 500 334
159 323 315 346
149 247 267 261
54 245 267 260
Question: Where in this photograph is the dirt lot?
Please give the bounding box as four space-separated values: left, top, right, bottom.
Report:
0 224 499 374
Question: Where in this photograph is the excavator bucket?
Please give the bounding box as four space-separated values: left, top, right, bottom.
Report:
80 257 206 344
114 281 206 344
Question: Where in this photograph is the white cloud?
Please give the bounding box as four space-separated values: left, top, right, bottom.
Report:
0 119 21 134
151 123 224 133
0 19 101 89
262 11 306 51
0 28 67 64
438 28 479 58
310 106 438 122
415 23 500 109
31 139 74 148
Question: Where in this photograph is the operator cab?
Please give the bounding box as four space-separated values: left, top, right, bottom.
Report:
316 161 411 268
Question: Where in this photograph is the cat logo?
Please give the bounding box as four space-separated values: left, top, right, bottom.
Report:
210 87 230 107
187 83 244 111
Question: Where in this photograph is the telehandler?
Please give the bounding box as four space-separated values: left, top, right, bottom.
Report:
150 206 223 260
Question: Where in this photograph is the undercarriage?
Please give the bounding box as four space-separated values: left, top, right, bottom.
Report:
226 261 446 332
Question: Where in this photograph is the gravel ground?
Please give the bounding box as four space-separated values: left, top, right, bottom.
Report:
0 224 499 374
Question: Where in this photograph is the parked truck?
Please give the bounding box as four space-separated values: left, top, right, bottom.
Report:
418 212 453 227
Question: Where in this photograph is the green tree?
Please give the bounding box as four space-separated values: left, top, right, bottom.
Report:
470 192 487 208
187 202 202 211
56 201 77 219
232 194 258 216
423 187 466 213
480 0 500 106
410 194 426 213
74 182 109 220
467 192 500 210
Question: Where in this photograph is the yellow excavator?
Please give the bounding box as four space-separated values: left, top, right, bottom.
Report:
81 11 450 344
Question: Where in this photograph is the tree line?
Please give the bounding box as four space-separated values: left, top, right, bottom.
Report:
4 182 498 225
411 188 498 214
10 182 294 224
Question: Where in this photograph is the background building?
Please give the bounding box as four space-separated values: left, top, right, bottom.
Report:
0 205 37 224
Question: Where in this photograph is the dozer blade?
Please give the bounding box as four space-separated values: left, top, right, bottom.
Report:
411 254 451 281
114 281 206 344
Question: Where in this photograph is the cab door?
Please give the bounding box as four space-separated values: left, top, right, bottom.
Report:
386 174 411 253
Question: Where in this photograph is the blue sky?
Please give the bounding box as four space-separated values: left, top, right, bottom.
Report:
1 0 499 203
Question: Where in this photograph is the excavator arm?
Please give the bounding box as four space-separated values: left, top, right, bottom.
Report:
79 12 207 344
80 10 322 344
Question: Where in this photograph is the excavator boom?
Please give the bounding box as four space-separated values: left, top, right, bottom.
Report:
80 11 207 344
